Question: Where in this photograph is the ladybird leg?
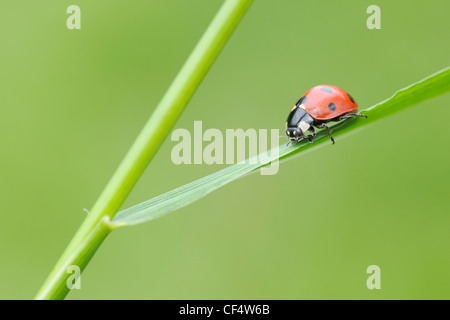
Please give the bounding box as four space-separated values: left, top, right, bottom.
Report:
302 135 314 144
301 127 315 144
287 138 300 146
318 123 335 144
354 112 368 119
342 113 367 119
309 126 316 137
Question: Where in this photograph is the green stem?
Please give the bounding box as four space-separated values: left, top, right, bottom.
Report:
35 218 120 300
35 0 254 300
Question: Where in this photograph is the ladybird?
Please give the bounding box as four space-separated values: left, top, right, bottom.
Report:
285 85 367 144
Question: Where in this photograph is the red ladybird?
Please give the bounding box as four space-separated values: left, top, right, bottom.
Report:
285 85 367 144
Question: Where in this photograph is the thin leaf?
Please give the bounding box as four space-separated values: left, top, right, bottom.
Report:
113 67 450 226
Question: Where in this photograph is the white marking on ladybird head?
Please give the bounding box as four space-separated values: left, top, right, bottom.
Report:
299 104 306 110
298 121 310 133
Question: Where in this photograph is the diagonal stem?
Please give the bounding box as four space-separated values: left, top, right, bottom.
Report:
35 0 254 300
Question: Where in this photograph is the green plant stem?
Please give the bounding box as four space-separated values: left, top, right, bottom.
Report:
34 218 120 299
35 0 254 300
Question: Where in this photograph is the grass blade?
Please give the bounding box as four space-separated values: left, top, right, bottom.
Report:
114 66 450 226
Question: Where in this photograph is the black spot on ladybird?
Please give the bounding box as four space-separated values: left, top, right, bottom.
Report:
295 96 307 106
320 86 333 93
347 93 355 103
328 103 337 111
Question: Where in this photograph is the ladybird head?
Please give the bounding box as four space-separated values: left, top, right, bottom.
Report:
285 127 302 141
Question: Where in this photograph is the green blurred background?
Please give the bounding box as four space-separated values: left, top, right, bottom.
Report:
1 0 449 299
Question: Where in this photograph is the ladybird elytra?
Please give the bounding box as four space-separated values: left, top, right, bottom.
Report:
285 85 367 144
